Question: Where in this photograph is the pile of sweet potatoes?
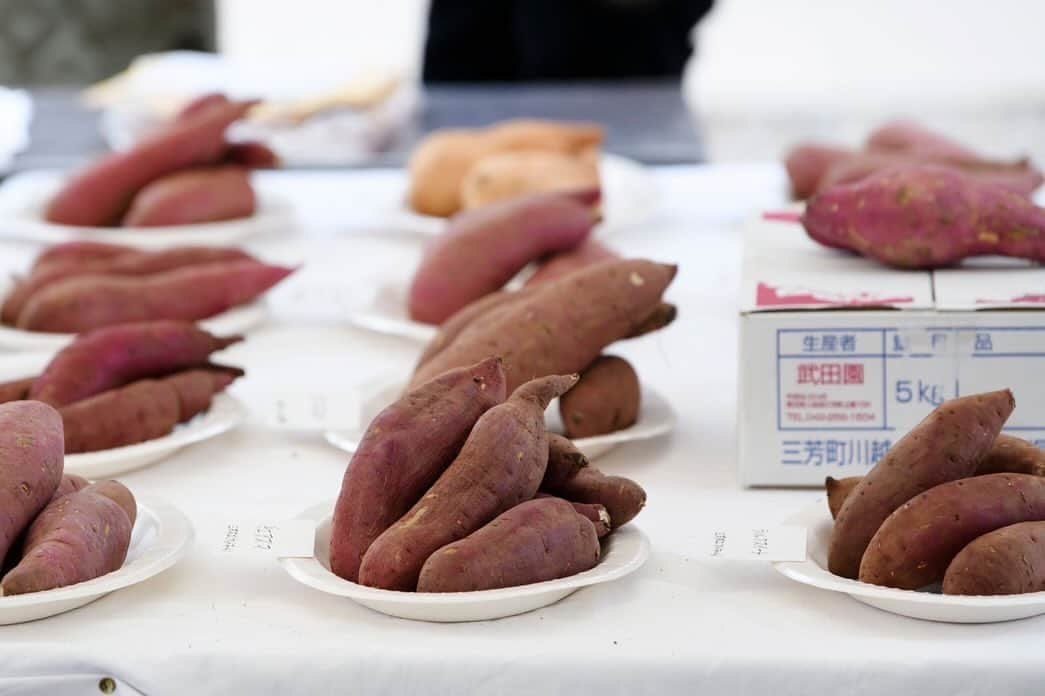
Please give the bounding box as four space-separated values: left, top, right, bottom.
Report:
330 358 647 592
46 93 277 228
0 320 243 453
0 400 137 596
824 388 1045 595
2 241 294 333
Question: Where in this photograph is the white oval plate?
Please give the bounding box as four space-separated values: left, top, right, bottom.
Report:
388 153 658 237
0 277 269 353
773 500 1045 623
324 379 675 461
280 500 649 622
345 280 435 343
0 494 193 624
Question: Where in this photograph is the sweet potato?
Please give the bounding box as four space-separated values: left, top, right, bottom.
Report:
175 93 230 122
943 521 1045 595
801 166 1045 268
483 120 605 154
541 465 646 528
414 291 529 370
525 239 618 287
122 166 256 227
0 401 64 564
412 259 677 394
865 120 982 160
0 377 34 405
224 142 280 169
31 320 241 407
559 355 640 438
543 434 590 488
61 368 240 453
459 149 600 211
977 434 1045 476
408 191 596 324
30 241 132 273
359 373 577 591
329 357 507 582
829 389 1013 579
45 99 255 226
825 476 861 520
537 493 611 538
860 473 1045 589
416 497 601 592
1 481 135 595
4 246 254 325
784 143 852 200
52 474 89 502
17 261 294 333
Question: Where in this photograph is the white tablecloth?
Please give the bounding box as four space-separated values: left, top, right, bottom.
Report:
3 164 1042 696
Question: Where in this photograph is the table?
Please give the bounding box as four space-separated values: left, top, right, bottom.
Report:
3 163 1043 696
10 81 702 174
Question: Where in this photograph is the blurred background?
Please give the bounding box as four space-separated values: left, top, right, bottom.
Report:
1 0 1043 167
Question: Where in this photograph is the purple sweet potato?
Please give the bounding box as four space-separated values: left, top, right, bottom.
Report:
860 473 1045 589
45 99 255 227
30 320 241 407
825 476 861 520
784 143 852 200
1 481 135 595
4 246 254 325
541 465 646 528
60 368 240 453
525 239 618 287
17 260 294 333
0 377 34 405
329 357 507 582
416 497 601 592
801 166 1045 268
359 373 577 591
829 389 1014 580
122 166 256 227
559 355 640 438
542 433 590 489
412 259 677 394
0 401 64 564
407 191 596 324
943 521 1045 596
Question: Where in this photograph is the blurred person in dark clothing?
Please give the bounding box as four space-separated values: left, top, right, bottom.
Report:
423 0 714 82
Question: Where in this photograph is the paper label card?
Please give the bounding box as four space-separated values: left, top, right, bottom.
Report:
703 526 807 562
250 392 359 431
218 520 316 558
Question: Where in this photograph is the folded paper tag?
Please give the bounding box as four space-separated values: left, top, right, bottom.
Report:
219 520 316 558
251 391 359 431
703 526 807 562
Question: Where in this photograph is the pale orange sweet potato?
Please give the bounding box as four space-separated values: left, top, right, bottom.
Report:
459 149 600 211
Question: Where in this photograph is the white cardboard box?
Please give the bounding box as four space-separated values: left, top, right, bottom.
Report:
738 212 1045 487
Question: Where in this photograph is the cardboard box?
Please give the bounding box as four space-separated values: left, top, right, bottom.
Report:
738 213 1045 487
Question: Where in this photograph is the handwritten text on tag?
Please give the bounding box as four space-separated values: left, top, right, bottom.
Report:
219 520 316 558
704 526 807 562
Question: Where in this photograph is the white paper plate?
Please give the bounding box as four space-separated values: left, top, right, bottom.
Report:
772 500 1045 623
389 153 658 237
324 379 674 461
0 276 269 353
0 494 193 624
280 500 649 622
345 281 436 343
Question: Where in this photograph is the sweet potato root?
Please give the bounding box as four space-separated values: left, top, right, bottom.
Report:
543 434 590 489
51 474 89 502
860 473 1045 589
943 521 1045 596
416 498 600 592
542 465 646 528
525 239 618 287
329 357 507 582
408 191 595 324
122 166 256 227
825 476 861 520
412 259 677 394
359 374 577 591
559 355 640 438
537 493 611 538
30 241 132 274
0 377 34 405
829 389 1013 579
413 291 529 370
224 142 280 169
784 143 852 200
865 120 981 160
17 261 294 333
976 434 1045 476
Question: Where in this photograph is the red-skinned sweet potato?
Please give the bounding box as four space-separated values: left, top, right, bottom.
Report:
408 191 596 324
1 481 135 595
525 239 618 287
122 166 256 227
224 142 279 169
543 434 590 489
0 401 64 564
784 143 852 200
359 373 577 591
559 355 640 438
30 320 241 407
829 389 1014 579
51 474 89 502
536 493 611 538
30 241 132 274
412 259 677 394
413 291 530 370
865 120 981 160
860 473 1045 589
329 357 507 582
17 260 294 333
417 497 601 592
825 476 861 520
943 521 1045 596
0 377 34 405
541 465 646 528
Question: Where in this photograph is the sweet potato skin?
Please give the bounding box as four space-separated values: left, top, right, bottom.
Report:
801 166 1045 268
329 357 507 582
52 474 89 502
17 261 293 333
408 191 595 324
865 120 980 160
0 377 34 405
359 374 577 591
123 166 256 227
784 143 852 200
413 291 529 370
829 389 1013 579
417 498 600 592
30 241 131 274
825 476 861 520
560 355 640 438
977 434 1045 476
525 239 618 287
536 493 611 538
224 142 280 169
0 401 65 564
860 473 1045 589
30 320 241 407
412 259 677 394
942 521 1045 596
1 482 135 595
542 433 590 489
542 466 646 528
